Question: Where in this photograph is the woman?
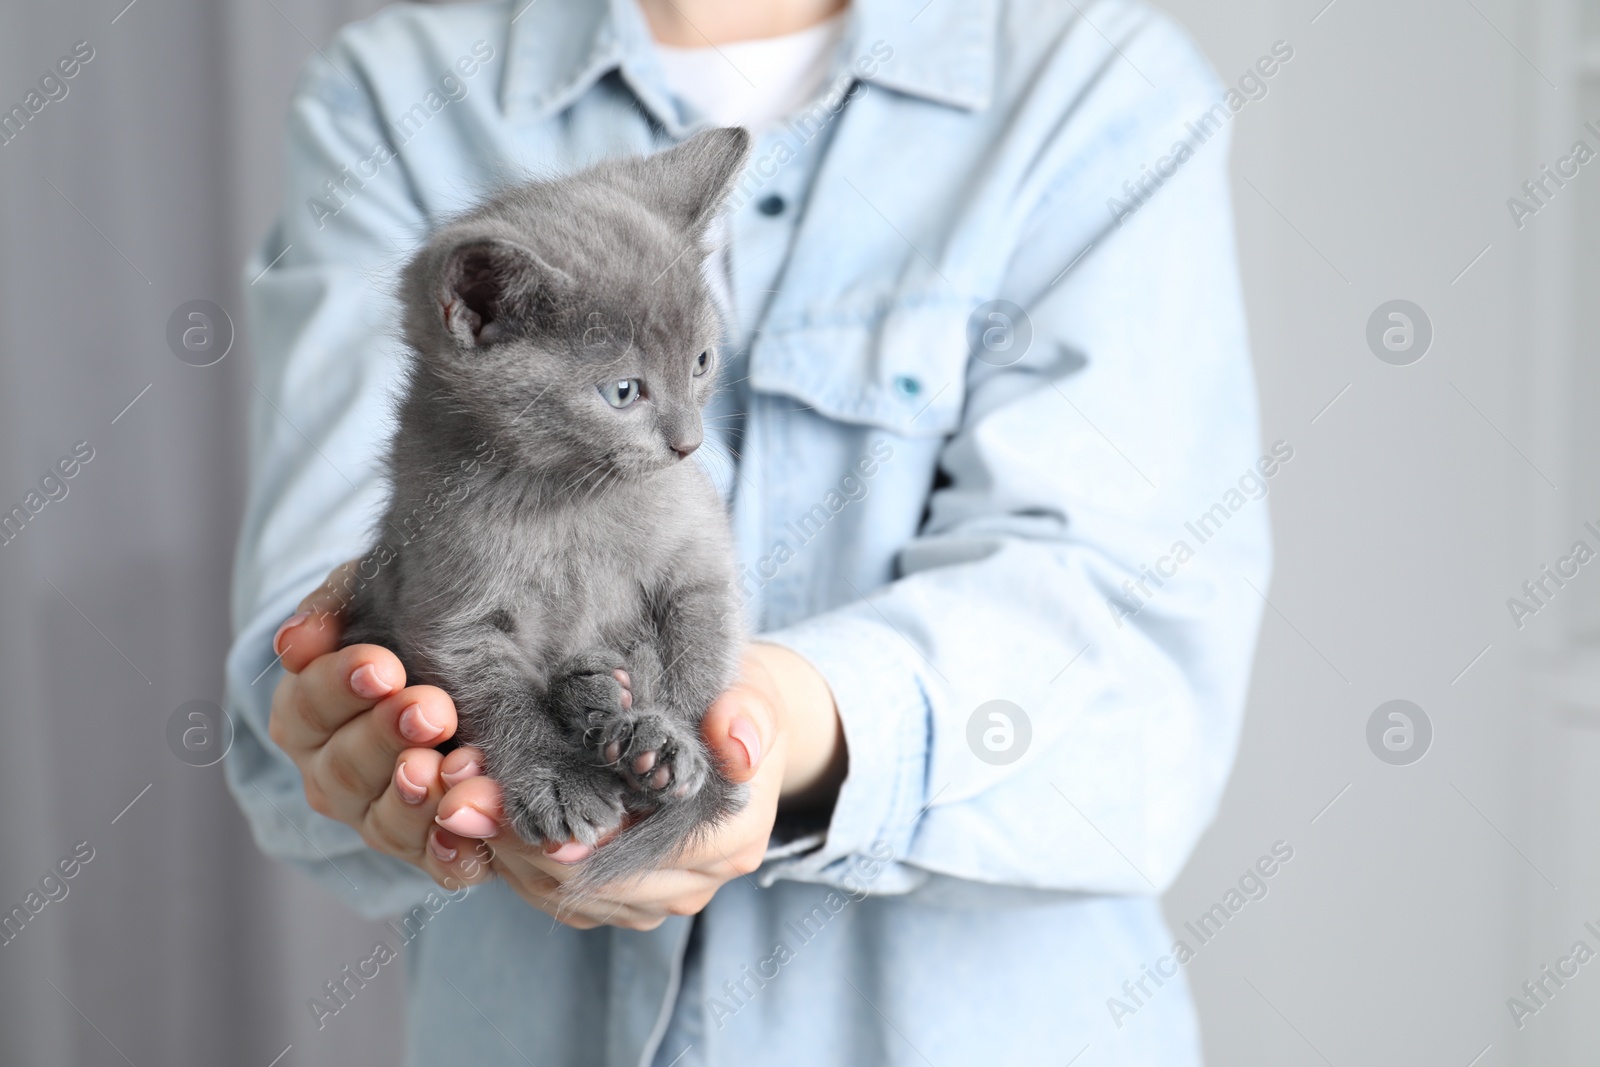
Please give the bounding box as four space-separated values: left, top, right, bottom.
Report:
225 0 1270 1062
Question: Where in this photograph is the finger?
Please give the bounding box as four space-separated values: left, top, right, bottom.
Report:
543 840 595 864
434 778 603 887
272 559 365 672
701 686 777 785
357 747 445 858
277 643 407 753
299 559 363 616
313 685 458 817
426 826 501 890
273 610 344 674
572 867 719 912
426 824 592 917
462 838 670 930
434 776 507 842
440 746 486 789
505 877 661 931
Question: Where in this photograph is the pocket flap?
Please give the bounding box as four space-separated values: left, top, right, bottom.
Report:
747 298 972 436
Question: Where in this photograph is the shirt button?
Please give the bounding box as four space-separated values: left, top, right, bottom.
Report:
757 194 786 217
894 375 922 397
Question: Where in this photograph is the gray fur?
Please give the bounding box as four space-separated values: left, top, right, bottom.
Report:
343 128 753 892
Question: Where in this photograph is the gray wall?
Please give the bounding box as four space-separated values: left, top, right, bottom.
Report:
0 0 1587 1064
1160 1 1593 1064
0 4 405 1065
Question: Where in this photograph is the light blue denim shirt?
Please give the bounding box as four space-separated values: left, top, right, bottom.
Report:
224 0 1271 1063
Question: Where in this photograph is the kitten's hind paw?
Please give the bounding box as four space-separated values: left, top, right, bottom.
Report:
547 651 709 803
600 711 711 802
498 765 626 849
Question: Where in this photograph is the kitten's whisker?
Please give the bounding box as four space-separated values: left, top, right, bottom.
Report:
581 464 615 506
555 467 588 499
559 460 605 502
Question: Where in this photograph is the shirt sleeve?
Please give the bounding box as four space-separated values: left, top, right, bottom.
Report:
758 33 1272 898
222 48 438 919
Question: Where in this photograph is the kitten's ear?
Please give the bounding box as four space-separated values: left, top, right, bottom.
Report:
436 237 570 347
640 127 752 231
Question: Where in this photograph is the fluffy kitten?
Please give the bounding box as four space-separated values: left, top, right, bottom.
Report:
343 128 752 892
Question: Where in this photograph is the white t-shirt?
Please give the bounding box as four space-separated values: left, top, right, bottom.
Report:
653 11 848 131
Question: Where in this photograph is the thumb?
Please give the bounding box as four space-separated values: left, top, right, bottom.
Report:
701 684 775 785
274 558 362 673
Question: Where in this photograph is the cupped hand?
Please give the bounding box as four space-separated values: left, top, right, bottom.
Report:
427 643 842 930
266 561 486 887
267 561 845 925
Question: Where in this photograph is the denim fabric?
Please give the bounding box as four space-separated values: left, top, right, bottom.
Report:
224 0 1270 1063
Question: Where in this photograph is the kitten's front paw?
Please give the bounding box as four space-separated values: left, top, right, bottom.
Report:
547 652 636 731
497 763 626 848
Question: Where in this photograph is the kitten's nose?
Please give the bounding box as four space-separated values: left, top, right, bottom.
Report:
671 440 700 460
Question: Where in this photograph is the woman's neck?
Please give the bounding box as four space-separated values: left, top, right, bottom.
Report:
637 0 847 46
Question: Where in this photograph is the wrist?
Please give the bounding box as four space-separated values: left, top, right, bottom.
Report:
748 642 846 810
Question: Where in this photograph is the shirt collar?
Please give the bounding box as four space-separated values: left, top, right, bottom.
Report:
500 0 996 125
852 0 996 110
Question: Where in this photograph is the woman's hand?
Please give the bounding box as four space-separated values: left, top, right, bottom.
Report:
266 563 480 887
267 560 847 925
429 643 846 930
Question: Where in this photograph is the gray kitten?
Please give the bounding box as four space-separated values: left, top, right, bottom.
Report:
342 128 752 892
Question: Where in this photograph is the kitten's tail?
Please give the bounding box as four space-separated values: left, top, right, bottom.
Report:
561 773 747 901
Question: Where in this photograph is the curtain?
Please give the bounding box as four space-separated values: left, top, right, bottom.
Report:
0 2 428 1063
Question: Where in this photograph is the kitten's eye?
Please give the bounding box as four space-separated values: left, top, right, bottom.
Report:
599 379 643 408
693 350 712 377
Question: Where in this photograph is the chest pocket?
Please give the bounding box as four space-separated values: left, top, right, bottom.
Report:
746 297 974 438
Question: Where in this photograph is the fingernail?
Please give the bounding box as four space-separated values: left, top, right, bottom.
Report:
436 807 498 839
398 703 443 744
428 828 457 863
543 840 593 864
272 612 311 656
441 759 481 788
395 761 428 804
729 717 762 769
349 663 393 700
